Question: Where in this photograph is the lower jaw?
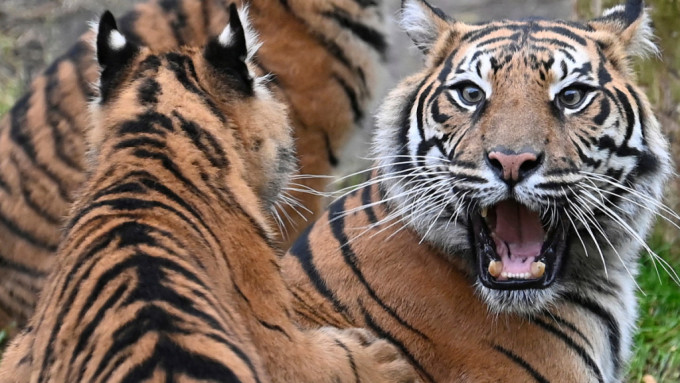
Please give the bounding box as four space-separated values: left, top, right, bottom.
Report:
475 283 563 315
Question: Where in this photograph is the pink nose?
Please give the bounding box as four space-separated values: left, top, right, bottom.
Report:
487 151 540 182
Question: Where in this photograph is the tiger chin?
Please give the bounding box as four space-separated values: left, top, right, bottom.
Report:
0 9 418 383
373 0 671 316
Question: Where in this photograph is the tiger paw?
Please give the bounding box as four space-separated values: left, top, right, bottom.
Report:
321 327 420 383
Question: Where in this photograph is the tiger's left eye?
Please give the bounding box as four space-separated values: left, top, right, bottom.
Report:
557 87 585 108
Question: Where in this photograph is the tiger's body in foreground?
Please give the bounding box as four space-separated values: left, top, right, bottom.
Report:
0 0 386 330
0 9 417 383
283 0 672 381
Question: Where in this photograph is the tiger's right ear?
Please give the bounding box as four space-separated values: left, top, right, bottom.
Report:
95 11 139 101
400 0 452 54
203 4 257 96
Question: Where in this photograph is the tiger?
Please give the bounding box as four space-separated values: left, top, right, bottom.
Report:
0 8 419 382
282 0 673 381
0 0 386 332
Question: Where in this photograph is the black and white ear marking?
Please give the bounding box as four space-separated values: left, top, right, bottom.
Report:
204 4 258 95
400 0 451 54
218 4 248 61
590 0 657 58
96 11 138 71
95 11 139 102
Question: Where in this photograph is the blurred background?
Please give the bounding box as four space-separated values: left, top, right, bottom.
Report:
0 0 678 381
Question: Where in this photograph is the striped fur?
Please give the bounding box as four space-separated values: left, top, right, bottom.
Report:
282 0 672 382
0 0 386 331
0 10 417 382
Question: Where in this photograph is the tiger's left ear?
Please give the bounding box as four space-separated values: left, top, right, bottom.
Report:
588 0 657 58
95 11 139 102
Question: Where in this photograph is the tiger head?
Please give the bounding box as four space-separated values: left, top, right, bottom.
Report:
375 0 671 314
89 5 295 213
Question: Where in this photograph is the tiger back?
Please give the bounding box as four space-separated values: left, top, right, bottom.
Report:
0 0 386 331
282 0 672 382
0 9 417 383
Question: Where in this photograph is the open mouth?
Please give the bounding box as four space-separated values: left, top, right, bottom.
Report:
469 200 569 290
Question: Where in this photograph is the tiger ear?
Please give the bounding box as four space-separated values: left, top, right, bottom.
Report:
95 11 139 101
399 0 452 54
203 4 257 95
588 0 657 58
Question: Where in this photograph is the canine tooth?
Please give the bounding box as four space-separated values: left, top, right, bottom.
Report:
531 261 546 278
488 261 503 278
481 207 488 218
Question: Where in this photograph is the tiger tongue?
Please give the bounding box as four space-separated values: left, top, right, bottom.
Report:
493 200 544 261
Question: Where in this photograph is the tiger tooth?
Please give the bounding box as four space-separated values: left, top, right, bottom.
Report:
531 261 546 278
481 207 488 218
488 260 503 278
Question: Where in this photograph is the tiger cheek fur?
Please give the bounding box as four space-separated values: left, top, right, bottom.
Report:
283 0 672 382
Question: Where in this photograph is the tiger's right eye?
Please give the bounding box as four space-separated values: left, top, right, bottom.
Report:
451 83 486 107
461 86 484 104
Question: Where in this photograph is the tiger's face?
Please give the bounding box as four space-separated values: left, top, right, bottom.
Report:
375 0 671 314
89 5 295 212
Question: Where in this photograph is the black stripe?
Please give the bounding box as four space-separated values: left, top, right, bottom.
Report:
159 0 187 46
333 74 363 123
19 179 62 225
0 253 47 278
43 59 84 171
564 292 622 377
532 317 604 383
335 338 360 383
114 137 166 151
361 185 378 224
324 132 339 167
258 319 292 341
173 111 229 169
615 88 636 142
288 223 351 316
395 81 426 174
9 94 71 201
106 310 253 382
278 4 367 91
322 7 387 58
492 345 550 383
359 302 434 383
0 206 57 252
541 313 593 350
329 196 429 340
164 52 226 123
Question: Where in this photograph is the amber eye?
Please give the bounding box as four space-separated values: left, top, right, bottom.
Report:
557 87 585 108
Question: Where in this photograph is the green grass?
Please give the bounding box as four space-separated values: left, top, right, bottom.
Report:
628 233 680 382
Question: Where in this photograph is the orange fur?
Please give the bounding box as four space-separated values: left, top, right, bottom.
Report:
282 1 671 382
0 0 386 331
0 12 415 382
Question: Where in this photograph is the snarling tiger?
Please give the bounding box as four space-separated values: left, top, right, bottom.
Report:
283 0 673 381
0 9 418 382
0 0 386 331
